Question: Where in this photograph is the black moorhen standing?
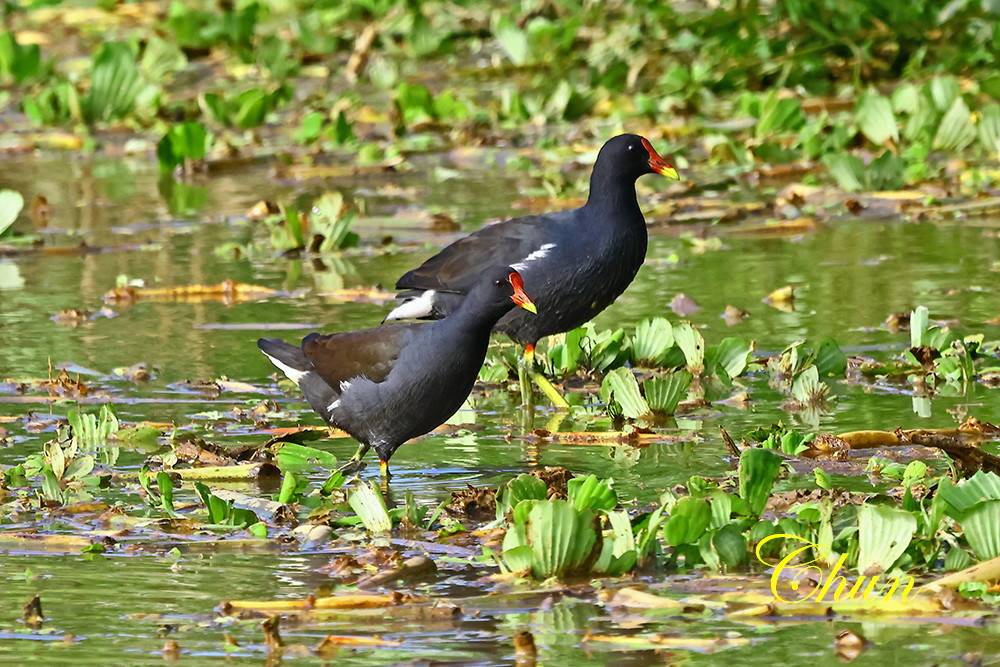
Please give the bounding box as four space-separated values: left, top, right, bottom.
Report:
384 134 679 407
257 266 536 478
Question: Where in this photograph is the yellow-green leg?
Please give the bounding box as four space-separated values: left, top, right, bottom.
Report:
336 442 370 475
522 344 570 409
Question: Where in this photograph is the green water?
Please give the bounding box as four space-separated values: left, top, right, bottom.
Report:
2 153 999 664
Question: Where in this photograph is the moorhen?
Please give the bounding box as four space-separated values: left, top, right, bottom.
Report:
384 134 679 406
258 266 536 478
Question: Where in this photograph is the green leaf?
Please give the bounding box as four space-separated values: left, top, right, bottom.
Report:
600 367 650 419
63 455 95 482
673 321 705 375
643 371 692 414
277 471 298 504
233 88 269 128
814 467 832 490
944 546 972 572
0 189 25 237
891 83 920 114
929 76 961 112
496 473 547 520
822 152 865 192
712 524 747 567
549 327 585 374
594 509 637 575
910 305 929 348
706 337 752 379
349 482 393 534
296 110 324 144
170 122 208 160
738 448 783 517
663 496 712 546
867 151 905 190
857 503 916 574
567 475 617 512
932 96 976 152
630 317 674 366
158 472 177 514
586 326 628 373
274 442 339 471
790 365 827 405
84 42 144 123
756 93 805 137
977 103 1000 155
502 499 598 579
813 336 847 376
856 90 898 145
313 191 358 252
962 500 1000 561
938 470 1000 515
493 15 529 66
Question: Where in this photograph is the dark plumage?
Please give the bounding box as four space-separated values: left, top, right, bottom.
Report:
385 134 678 353
258 266 536 476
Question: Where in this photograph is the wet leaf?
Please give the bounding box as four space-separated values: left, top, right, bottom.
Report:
349 482 392 534
0 189 24 236
764 285 796 310
958 501 1000 561
663 496 712 546
103 279 283 304
501 498 599 579
705 337 752 380
600 368 650 419
170 463 280 481
492 15 529 66
673 321 705 375
856 91 898 145
630 317 674 366
738 448 783 516
822 152 865 192
933 96 976 152
84 42 145 123
567 475 617 512
221 592 425 615
643 371 692 414
977 103 1000 153
857 503 916 575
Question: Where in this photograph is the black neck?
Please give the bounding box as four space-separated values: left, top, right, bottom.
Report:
584 167 643 220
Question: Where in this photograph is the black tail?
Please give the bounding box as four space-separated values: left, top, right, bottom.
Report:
257 337 311 374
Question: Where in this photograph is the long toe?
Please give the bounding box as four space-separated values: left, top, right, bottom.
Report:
336 458 368 476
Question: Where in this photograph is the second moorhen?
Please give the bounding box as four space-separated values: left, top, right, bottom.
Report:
258 266 536 478
384 134 678 406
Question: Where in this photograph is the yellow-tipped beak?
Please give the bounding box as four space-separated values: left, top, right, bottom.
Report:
508 271 537 314
641 137 680 180
516 299 537 314
654 164 679 180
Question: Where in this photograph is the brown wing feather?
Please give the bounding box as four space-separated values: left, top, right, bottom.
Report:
395 212 567 292
302 324 419 388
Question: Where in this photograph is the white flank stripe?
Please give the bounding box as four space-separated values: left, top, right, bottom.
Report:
263 354 308 385
510 243 556 272
327 399 340 412
384 290 437 321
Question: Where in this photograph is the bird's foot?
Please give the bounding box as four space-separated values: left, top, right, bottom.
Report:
336 458 367 476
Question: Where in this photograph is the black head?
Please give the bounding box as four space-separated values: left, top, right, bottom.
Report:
595 134 679 181
462 266 537 318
